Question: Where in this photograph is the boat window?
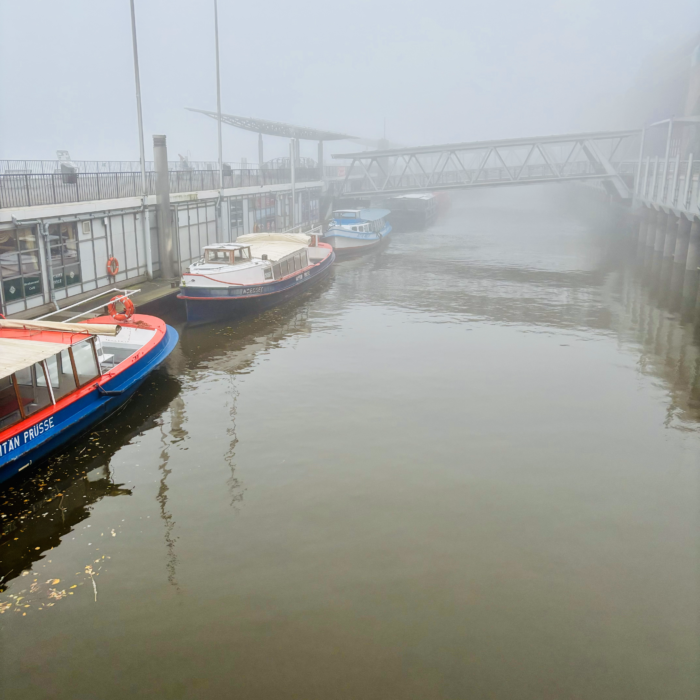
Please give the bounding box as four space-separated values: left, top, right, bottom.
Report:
14 363 53 416
264 266 273 280
272 263 281 279
294 252 303 270
0 375 22 430
45 352 77 400
71 339 99 386
206 249 232 264
351 226 357 231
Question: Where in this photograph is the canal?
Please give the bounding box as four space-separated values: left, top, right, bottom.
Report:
1 186 698 699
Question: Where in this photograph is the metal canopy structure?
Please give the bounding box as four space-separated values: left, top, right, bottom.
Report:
330 129 638 199
187 108 355 141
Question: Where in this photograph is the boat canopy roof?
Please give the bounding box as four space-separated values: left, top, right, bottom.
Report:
247 241 308 262
0 337 67 380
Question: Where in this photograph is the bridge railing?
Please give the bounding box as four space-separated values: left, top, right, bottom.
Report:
329 161 637 196
0 159 256 175
636 156 700 214
0 168 321 209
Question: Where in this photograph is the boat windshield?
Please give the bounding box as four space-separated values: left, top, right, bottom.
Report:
205 247 252 264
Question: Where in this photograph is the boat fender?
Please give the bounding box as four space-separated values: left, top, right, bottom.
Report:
107 257 120 276
107 295 135 322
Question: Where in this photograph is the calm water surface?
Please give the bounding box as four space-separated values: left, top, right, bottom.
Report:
1 187 698 699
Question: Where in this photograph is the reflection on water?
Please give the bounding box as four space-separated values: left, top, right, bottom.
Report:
0 186 698 700
0 371 181 594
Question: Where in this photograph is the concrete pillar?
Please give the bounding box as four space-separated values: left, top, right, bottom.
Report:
290 139 296 227
660 214 679 302
637 211 648 248
670 217 691 311
681 219 700 320
644 209 658 272
258 133 264 169
153 134 175 279
650 211 667 284
220 196 231 242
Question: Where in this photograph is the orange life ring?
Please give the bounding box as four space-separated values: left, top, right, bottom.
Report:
107 295 135 322
106 257 119 276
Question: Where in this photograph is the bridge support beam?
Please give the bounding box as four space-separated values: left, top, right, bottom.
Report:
670 217 691 311
681 220 700 320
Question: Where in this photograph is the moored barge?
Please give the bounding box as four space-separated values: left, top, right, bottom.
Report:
177 231 335 324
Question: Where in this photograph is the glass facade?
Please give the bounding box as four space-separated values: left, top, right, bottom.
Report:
48 222 81 289
0 227 43 303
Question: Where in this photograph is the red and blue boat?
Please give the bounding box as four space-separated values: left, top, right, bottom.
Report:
0 298 178 484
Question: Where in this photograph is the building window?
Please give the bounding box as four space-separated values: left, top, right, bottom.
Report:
0 227 43 304
48 222 81 289
229 200 244 235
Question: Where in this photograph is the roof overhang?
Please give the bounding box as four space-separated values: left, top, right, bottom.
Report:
187 108 355 141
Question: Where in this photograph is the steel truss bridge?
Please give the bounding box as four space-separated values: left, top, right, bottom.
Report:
330 130 637 200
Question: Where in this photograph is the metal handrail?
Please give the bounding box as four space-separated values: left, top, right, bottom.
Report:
37 287 140 322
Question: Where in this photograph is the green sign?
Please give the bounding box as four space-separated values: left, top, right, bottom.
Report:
3 278 24 302
23 275 42 298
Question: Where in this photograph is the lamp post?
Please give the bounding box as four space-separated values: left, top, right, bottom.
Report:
129 0 153 279
214 0 223 192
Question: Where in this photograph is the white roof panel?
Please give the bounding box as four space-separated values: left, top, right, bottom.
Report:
0 338 68 380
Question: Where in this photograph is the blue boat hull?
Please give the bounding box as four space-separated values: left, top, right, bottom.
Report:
0 325 179 485
179 250 335 324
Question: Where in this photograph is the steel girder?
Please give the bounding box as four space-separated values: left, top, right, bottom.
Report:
331 130 637 199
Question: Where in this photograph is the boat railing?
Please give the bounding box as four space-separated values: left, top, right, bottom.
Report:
282 222 324 235
37 287 141 323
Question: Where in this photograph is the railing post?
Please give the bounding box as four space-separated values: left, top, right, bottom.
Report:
666 153 681 205
661 117 673 201
682 154 693 211
635 127 646 195
24 174 31 206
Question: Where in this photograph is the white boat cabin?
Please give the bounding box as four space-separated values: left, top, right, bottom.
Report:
182 233 327 289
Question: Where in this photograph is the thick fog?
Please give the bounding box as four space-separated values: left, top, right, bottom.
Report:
1 0 698 163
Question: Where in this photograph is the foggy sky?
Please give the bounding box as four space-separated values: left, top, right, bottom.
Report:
1 0 698 164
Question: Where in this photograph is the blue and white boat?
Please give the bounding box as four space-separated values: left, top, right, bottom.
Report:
0 307 178 484
322 209 392 257
178 231 335 324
